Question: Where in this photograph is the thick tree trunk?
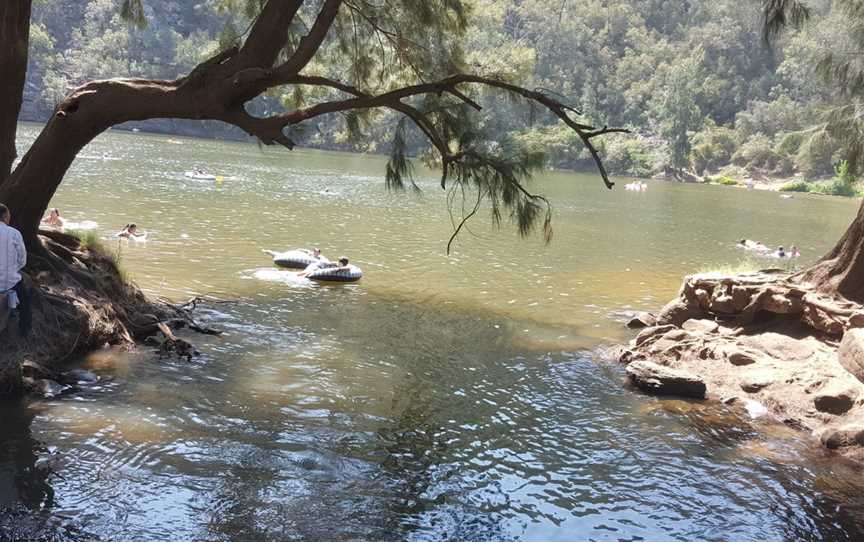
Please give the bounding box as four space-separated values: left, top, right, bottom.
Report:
0 78 199 245
0 0 32 185
796 199 864 302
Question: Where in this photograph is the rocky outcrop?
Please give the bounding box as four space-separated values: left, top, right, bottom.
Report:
814 387 857 415
821 425 864 449
617 270 864 460
626 312 656 329
839 328 864 384
626 360 706 398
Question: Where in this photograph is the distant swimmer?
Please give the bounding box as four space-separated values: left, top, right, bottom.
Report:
790 245 800 258
777 246 786 259
738 239 769 252
117 223 145 239
41 208 65 229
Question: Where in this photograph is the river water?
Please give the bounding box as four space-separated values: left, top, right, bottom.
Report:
3 122 864 541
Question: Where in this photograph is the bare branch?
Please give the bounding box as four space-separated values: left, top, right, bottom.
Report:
447 186 483 254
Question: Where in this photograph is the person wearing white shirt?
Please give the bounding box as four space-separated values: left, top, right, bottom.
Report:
0 203 30 337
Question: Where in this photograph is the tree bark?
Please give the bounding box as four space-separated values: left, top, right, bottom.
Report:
796 199 864 302
0 0 32 185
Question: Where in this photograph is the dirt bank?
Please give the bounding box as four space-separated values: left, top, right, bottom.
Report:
0 230 205 395
614 270 864 461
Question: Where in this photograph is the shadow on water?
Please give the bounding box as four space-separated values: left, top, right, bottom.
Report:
0 400 98 542
4 293 864 540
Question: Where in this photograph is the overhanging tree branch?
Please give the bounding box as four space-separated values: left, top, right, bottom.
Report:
237 73 627 189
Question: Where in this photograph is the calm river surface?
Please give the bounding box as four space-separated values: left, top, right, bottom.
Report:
3 122 864 541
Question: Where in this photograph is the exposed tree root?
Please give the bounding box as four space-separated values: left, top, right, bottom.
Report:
0 231 219 395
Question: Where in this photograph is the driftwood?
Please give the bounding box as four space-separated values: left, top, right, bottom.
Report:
153 322 199 361
126 296 226 361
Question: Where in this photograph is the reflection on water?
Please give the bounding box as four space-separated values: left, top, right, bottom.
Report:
4 123 864 540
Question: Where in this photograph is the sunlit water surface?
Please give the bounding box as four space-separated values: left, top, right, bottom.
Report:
3 123 864 541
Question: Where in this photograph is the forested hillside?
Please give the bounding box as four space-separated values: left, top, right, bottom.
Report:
23 0 845 181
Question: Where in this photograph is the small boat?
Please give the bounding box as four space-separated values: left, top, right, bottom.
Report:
184 171 217 181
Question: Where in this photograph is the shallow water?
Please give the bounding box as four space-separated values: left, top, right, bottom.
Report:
3 122 864 541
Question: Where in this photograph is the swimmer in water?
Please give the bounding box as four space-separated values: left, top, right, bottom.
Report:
41 208 65 229
117 223 143 238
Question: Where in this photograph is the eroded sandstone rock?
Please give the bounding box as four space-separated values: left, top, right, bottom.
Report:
626 312 657 329
657 299 702 327
821 425 864 449
727 350 758 367
634 324 676 347
626 360 706 398
741 333 815 361
814 387 858 415
740 373 775 393
682 319 719 334
839 328 864 384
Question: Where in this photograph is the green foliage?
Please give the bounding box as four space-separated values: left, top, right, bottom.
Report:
836 159 855 184
779 180 812 192
809 179 859 197
602 135 664 178
512 125 582 170
658 56 703 169
732 133 793 175
20 0 861 184
715 176 739 185
778 173 862 197
690 123 738 174
735 94 813 140
794 131 840 177
71 229 104 251
775 132 806 156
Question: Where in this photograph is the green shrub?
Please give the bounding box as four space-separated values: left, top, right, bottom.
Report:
775 132 805 156
690 124 738 174
803 163 861 197
602 135 662 177
732 133 785 172
779 180 811 192
794 132 840 177
810 180 858 197
716 176 738 185
513 125 581 169
836 159 855 185
734 95 812 140
71 229 103 250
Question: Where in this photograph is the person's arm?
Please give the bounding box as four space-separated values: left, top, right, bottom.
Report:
13 229 26 270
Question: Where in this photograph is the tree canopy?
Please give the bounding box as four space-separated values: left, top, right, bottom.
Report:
17 0 860 184
0 0 630 248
